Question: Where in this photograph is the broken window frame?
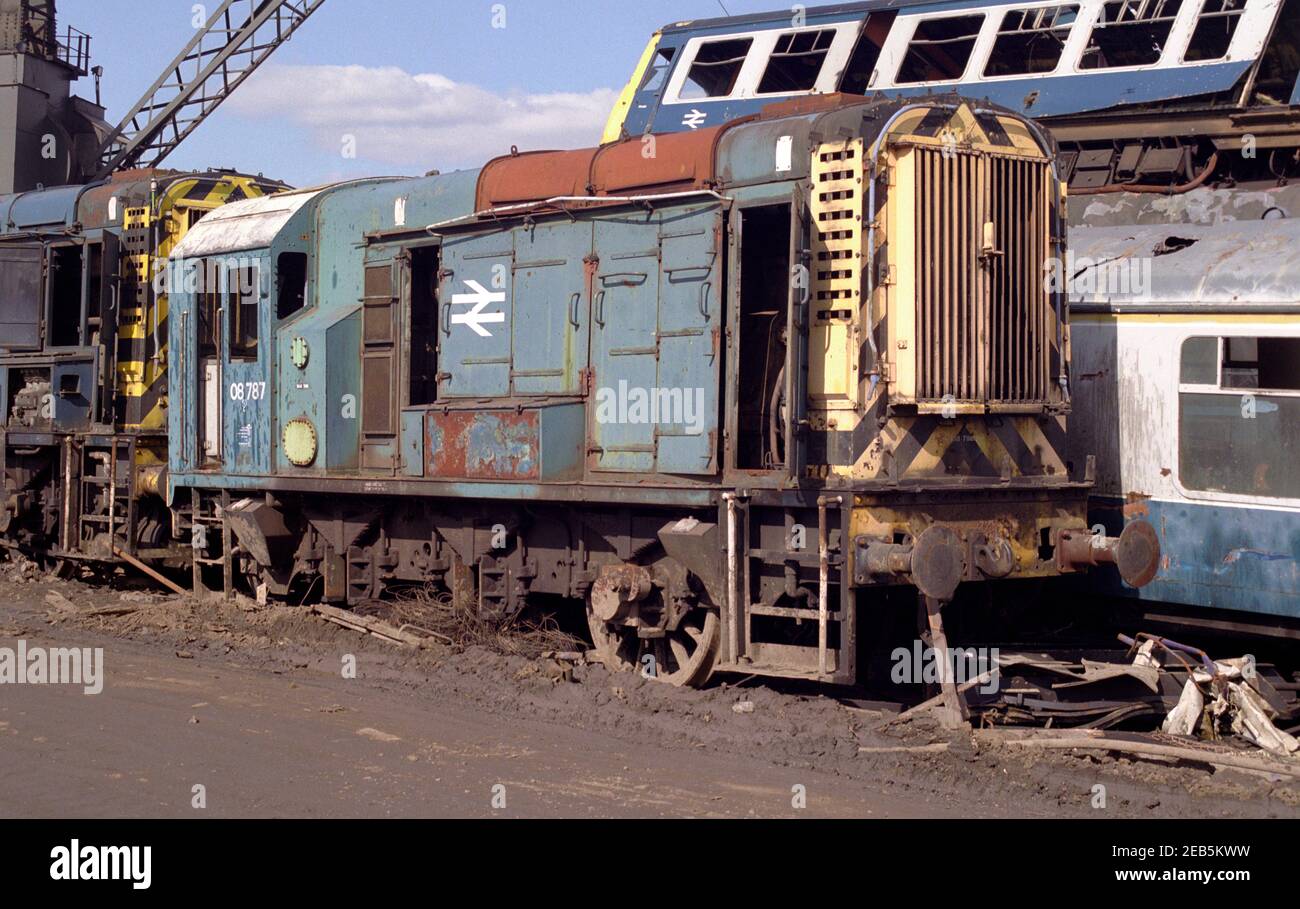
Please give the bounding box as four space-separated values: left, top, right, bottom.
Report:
894 14 987 85
1183 0 1245 62
838 11 900 93
983 5 1081 78
755 28 839 95
638 46 678 95
1079 0 1185 71
1178 335 1300 503
677 37 756 101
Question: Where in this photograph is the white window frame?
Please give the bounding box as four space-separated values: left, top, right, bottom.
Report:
977 2 1087 81
871 0 1279 90
660 21 863 106
873 11 992 88
1069 0 1200 74
1180 0 1252 63
1175 330 1300 509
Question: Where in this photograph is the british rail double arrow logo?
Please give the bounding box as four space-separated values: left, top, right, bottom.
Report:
451 280 507 338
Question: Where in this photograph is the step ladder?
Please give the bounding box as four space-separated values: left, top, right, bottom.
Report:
78 437 137 557
187 488 232 599
722 493 854 683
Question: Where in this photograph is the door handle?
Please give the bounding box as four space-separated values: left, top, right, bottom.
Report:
441 301 451 335
569 292 581 328
699 282 712 320
595 290 606 327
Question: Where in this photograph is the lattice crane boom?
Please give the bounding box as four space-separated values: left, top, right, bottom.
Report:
93 0 325 180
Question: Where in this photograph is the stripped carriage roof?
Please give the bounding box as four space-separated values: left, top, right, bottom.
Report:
1069 219 1300 312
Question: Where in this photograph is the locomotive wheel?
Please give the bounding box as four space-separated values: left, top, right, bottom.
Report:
587 606 720 688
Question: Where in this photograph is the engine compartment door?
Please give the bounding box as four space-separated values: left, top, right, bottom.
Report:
0 243 44 352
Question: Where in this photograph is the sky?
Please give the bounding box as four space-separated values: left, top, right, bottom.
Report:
60 0 786 186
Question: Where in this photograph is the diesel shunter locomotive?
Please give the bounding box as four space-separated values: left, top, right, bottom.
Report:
162 94 1161 687
0 170 284 571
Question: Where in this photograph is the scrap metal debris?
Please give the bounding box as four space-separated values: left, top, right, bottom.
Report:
893 631 1300 767
981 729 1300 782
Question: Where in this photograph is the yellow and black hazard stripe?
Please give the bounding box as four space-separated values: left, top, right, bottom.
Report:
116 174 273 432
809 411 1068 482
888 415 1068 480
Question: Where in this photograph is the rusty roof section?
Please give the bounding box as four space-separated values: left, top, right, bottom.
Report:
475 148 597 208
474 123 744 212
470 94 1002 216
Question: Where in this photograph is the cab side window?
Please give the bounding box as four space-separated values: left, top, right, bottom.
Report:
680 38 754 99
228 264 260 361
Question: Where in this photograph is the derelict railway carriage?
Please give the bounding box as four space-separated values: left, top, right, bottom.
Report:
166 96 1159 688
0 170 284 572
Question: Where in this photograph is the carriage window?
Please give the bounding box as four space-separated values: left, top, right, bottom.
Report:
680 38 753 99
1180 336 1300 500
1179 336 1218 384
228 264 260 361
896 15 985 84
984 6 1079 76
1081 0 1184 70
639 47 676 93
758 29 837 93
1251 0 1300 103
840 12 898 93
1185 0 1245 61
1222 337 1300 391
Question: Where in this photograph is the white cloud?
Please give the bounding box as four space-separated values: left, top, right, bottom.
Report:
228 64 619 173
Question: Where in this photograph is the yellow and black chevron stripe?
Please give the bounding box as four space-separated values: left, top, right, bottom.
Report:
116 174 272 433
808 408 1068 481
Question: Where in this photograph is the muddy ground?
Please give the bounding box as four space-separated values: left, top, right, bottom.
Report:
1 556 1297 818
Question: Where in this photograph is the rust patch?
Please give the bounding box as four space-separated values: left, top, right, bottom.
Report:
426 411 541 481
1123 491 1152 518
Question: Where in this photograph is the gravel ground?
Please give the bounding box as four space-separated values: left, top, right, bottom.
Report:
1 556 1297 818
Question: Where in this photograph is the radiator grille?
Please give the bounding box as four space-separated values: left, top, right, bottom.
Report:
913 147 1054 405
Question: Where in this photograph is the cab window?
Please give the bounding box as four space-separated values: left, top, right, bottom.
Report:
228 263 260 361
680 37 753 99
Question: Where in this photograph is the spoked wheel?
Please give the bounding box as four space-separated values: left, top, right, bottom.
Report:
587 606 720 688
